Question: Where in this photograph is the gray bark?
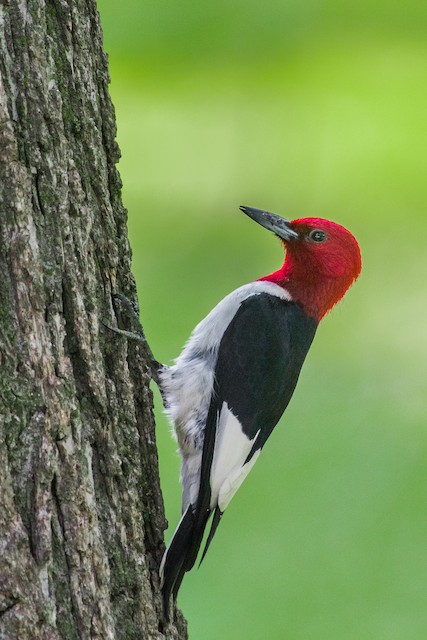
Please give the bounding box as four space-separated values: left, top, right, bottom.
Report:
0 1 187 638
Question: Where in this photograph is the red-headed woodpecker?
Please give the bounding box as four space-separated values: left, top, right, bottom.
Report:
158 206 361 615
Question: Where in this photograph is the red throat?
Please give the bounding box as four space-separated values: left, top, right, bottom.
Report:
260 263 357 321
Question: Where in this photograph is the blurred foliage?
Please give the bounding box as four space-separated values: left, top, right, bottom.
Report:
97 1 427 638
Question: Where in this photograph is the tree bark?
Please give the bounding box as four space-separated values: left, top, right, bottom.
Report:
0 1 187 638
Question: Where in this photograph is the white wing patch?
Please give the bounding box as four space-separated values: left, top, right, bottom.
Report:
218 451 261 511
210 402 261 511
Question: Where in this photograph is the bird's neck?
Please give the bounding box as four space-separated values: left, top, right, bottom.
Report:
259 258 350 322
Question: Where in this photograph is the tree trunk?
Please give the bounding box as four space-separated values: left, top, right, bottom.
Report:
0 1 187 638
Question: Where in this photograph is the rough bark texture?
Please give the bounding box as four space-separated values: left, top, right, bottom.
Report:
0 1 187 638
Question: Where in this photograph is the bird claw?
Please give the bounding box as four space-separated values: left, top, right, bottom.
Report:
102 320 146 343
112 292 140 319
104 292 161 381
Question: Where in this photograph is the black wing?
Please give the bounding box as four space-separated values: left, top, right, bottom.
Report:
197 293 317 551
215 292 318 453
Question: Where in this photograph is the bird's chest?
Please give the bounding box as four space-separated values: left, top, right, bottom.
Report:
160 353 216 454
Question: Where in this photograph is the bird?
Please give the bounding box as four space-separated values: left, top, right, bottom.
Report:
156 205 362 616
105 205 362 620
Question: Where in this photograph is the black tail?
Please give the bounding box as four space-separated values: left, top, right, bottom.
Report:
160 504 211 620
161 398 223 619
199 506 223 566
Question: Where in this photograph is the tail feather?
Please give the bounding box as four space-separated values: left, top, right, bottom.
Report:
160 506 194 611
160 504 211 619
199 506 223 567
161 399 223 618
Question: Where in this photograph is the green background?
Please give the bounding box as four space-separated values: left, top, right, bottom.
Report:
97 2 427 638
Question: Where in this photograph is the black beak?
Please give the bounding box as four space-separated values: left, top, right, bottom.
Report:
240 206 299 241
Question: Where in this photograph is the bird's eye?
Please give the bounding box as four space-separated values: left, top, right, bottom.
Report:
307 229 328 243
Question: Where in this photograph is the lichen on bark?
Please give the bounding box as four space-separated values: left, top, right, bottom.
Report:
0 1 186 638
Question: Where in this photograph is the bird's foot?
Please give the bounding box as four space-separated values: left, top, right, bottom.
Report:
112 292 141 324
104 292 161 383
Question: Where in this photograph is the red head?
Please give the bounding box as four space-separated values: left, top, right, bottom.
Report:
240 207 362 321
